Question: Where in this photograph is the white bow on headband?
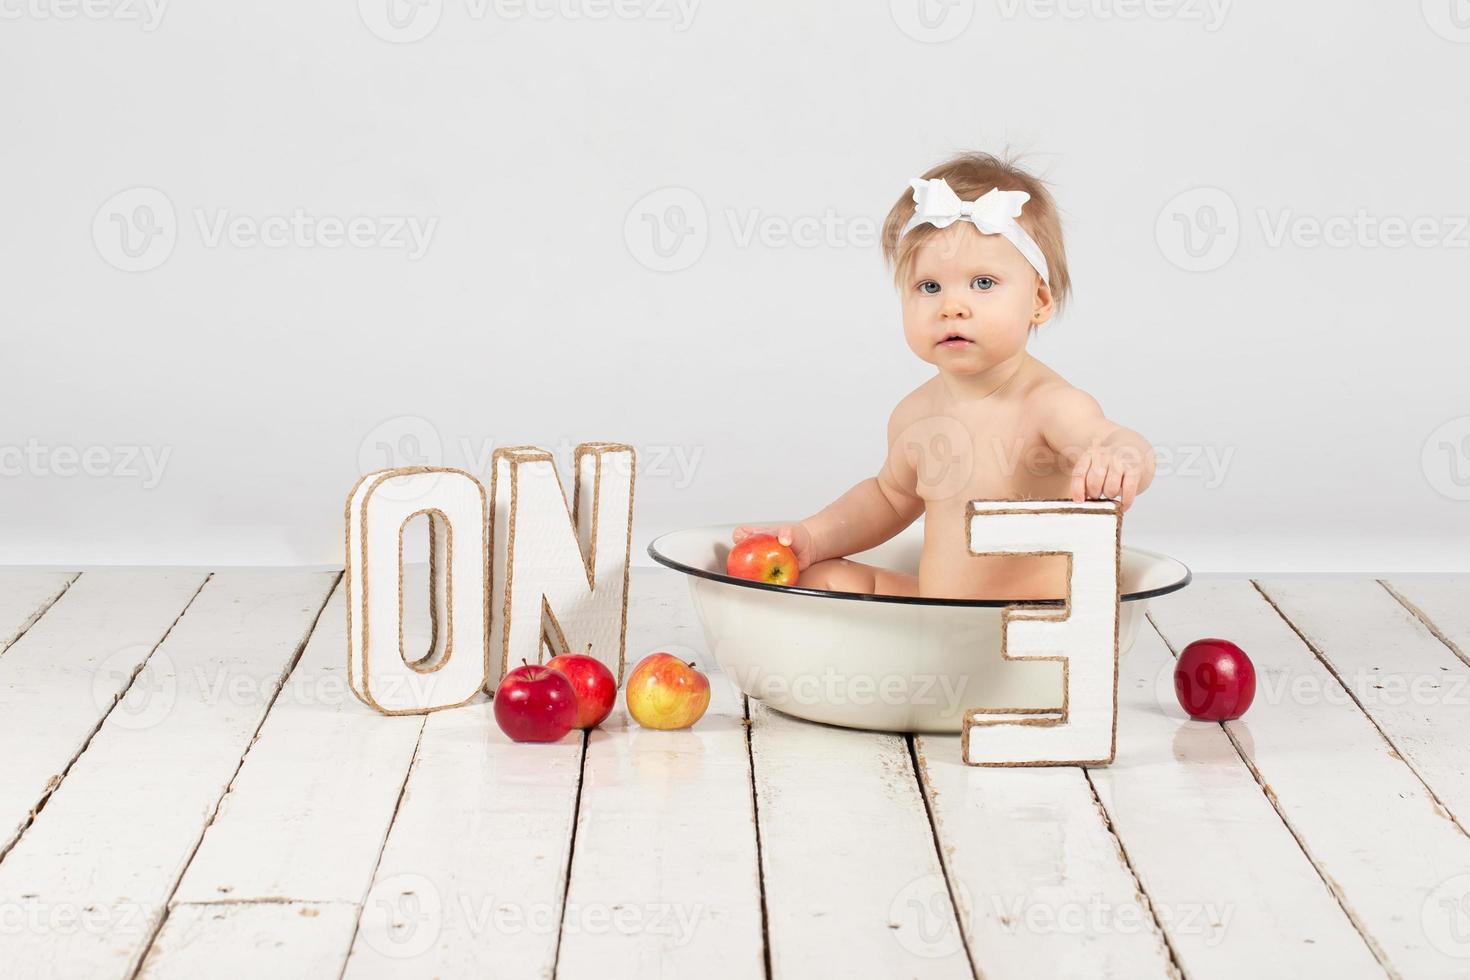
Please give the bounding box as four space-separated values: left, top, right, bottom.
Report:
900 178 1050 285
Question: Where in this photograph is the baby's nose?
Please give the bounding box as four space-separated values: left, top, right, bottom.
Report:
940 301 971 319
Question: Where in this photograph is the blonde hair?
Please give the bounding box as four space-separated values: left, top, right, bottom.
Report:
882 151 1071 318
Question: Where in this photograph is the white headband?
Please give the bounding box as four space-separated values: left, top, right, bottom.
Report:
900 178 1050 285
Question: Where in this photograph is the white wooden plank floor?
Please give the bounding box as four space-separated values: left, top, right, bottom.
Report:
0 568 1467 979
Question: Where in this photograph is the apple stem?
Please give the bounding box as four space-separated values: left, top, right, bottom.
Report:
521 658 529 668
688 661 696 669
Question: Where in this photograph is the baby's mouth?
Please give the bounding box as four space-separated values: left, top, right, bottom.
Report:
937 333 973 347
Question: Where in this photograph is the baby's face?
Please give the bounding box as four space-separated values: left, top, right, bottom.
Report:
899 223 1046 374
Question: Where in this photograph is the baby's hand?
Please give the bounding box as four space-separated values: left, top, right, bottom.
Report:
732 523 816 571
1070 444 1146 513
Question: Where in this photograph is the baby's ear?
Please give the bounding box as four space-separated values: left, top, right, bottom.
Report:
1031 278 1055 326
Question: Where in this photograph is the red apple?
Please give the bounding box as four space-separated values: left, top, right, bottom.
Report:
625 652 710 730
493 660 578 742
545 649 617 729
1175 638 1256 721
726 533 799 586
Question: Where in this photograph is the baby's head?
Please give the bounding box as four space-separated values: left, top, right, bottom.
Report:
882 152 1070 375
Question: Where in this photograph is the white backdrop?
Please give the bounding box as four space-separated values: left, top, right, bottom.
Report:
2 1 1467 571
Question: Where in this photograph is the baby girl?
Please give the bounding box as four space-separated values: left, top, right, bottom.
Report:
734 152 1156 601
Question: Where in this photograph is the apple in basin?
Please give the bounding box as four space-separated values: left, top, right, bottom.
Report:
726 533 799 586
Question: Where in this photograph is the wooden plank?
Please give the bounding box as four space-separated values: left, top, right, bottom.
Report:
748 699 970 979
136 902 359 980
0 570 338 980
552 672 762 980
1148 578 1470 975
1255 578 1470 831
170 582 424 905
553 568 763 980
1088 615 1384 979
913 735 1177 979
339 701 581 978
1382 576 1470 665
0 570 75 654
0 570 209 856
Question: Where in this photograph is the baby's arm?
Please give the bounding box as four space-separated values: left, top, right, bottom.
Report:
733 406 925 568
1032 385 1156 512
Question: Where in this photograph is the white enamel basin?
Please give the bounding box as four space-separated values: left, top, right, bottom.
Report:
648 522 1191 733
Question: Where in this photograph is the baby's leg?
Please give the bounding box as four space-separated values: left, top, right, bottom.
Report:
801 558 920 598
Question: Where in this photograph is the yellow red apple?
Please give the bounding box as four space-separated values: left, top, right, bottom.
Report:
726 533 799 585
625 652 710 730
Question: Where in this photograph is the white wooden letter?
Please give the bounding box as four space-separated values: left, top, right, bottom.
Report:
961 499 1121 767
346 467 490 714
489 443 635 688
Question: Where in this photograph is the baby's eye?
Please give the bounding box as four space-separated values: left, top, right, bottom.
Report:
971 276 996 291
918 280 940 295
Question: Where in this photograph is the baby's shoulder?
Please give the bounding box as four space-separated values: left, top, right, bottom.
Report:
1020 371 1105 428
